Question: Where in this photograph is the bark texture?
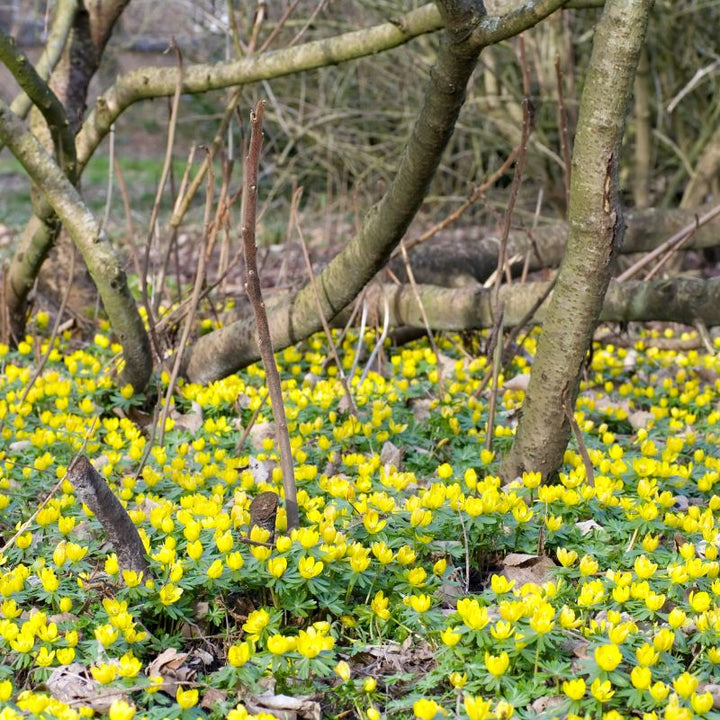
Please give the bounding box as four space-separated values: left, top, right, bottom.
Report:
394 203 720 287
4 0 129 344
501 0 655 481
346 277 720 331
183 0 568 385
0 100 152 391
67 455 149 575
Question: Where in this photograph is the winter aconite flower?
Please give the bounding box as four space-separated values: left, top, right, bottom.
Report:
594 644 623 672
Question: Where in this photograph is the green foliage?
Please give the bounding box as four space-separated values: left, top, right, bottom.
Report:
1 318 720 720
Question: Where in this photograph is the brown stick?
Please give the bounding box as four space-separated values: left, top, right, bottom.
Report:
292 188 358 415
242 100 299 531
67 455 150 575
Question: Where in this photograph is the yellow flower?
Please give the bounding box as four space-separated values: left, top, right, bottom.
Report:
648 681 670 702
590 678 614 702
267 557 288 579
440 626 461 646
334 661 351 681
448 672 467 689
463 695 492 720
118 652 142 678
562 678 586 700
673 672 698 698
668 608 687 628
491 621 514 640
371 591 390 620
653 628 675 652
490 574 515 594
363 678 377 692
159 583 183 606
407 567 427 587
406 594 431 613
634 555 658 579
631 665 652 690
298 556 324 579
207 559 224 580
108 700 136 720
579 555 599 576
228 642 251 667
691 691 713 714
91 663 117 684
94 624 118 647
122 570 143 588
267 634 295 655
689 591 711 613
457 598 489 631
636 642 659 666
557 548 578 567
242 608 270 638
484 651 509 677
494 700 514 720
413 698 447 719
176 687 198 709
0 680 12 702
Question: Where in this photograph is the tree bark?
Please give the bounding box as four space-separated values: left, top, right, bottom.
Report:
183 0 569 385
394 203 720 287
4 0 129 344
0 100 152 391
501 0 655 481
341 277 720 331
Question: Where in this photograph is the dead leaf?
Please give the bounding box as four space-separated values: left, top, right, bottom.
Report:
502 374 530 392
246 691 321 720
410 398 432 422
629 410 654 430
171 401 204 434
380 441 403 469
146 647 195 694
576 519 603 536
45 663 124 713
500 553 555 588
249 422 275 451
201 687 228 710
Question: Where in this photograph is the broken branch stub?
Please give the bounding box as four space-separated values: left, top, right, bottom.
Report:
67 455 149 575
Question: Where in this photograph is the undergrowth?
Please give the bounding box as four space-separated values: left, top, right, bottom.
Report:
1 316 720 720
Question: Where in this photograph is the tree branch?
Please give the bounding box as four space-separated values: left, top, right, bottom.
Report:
0 99 151 391
184 0 568 384
0 28 76 178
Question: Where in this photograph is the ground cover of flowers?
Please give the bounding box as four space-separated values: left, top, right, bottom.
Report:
1 319 720 720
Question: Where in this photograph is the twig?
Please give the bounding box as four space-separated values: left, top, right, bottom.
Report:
457 507 471 594
615 202 720 281
292 188 358 414
562 388 594 486
399 146 520 255
157 151 222 447
101 124 115 231
242 100 299 531
399 239 444 391
9 246 77 424
348 300 368 383
485 302 504 453
359 298 390 386
234 391 270 453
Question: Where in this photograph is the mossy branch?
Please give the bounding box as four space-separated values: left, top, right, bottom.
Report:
0 99 152 391
0 27 77 179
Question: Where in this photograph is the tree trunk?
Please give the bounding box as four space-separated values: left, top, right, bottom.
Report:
501 0 655 481
4 0 129 343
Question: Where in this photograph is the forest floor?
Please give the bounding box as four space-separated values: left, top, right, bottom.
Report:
1 313 720 720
